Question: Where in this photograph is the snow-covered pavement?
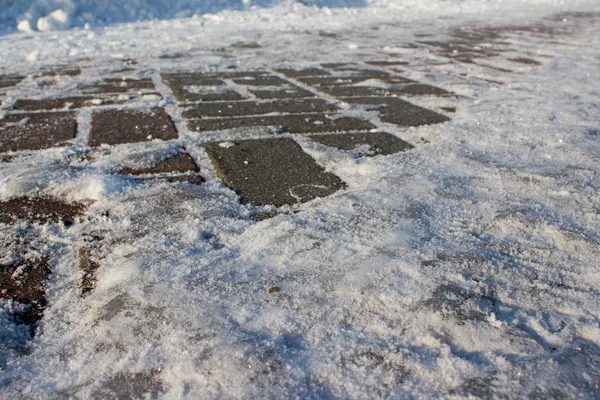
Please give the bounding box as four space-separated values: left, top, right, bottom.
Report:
1 1 599 398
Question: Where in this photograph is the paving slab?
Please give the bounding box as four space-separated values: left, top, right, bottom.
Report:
341 97 450 126
231 76 291 86
249 87 316 99
0 112 77 152
0 258 49 326
396 84 452 96
89 108 178 146
187 114 374 134
182 98 338 118
172 87 245 103
298 75 413 86
309 131 414 156
79 246 101 296
0 74 24 89
275 68 331 77
204 138 346 206
12 97 97 111
35 66 82 77
80 78 155 94
119 152 199 175
0 197 86 225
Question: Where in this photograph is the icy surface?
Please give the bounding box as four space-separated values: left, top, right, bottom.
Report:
1 0 600 398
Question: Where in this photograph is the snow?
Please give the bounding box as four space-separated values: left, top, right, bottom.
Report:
1 0 600 398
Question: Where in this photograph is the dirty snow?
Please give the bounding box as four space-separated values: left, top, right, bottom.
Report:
1 0 600 398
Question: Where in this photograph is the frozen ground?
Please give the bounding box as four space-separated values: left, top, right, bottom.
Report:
1 0 600 398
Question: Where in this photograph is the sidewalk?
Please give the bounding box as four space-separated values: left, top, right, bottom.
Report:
1 4 599 398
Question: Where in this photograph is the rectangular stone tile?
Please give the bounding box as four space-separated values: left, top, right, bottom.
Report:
79 245 101 296
308 132 414 156
0 112 77 152
35 66 81 77
340 97 450 126
0 74 24 89
89 108 178 146
275 68 331 77
12 97 97 111
395 84 452 96
249 87 316 99
171 87 245 103
80 78 155 94
0 196 86 225
120 152 199 175
182 99 338 118
187 114 375 134
299 75 412 86
315 85 396 97
203 138 346 206
0 258 49 326
163 71 268 81
365 60 410 66
162 74 226 87
231 76 291 86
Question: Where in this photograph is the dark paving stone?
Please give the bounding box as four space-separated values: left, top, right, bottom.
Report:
93 369 164 399
0 197 86 225
80 78 155 94
231 76 291 86
340 97 450 126
509 57 542 65
12 97 96 111
309 132 414 156
164 175 205 184
89 108 178 146
395 84 452 96
440 107 456 113
314 85 396 97
275 68 331 77
172 87 244 103
0 258 49 326
120 152 199 175
249 87 316 99
204 138 346 206
163 71 268 81
182 99 338 119
0 112 77 152
299 74 412 87
231 41 262 49
364 60 409 66
79 245 101 296
162 74 226 87
0 74 24 89
159 53 186 59
320 63 357 69
35 66 81 77
188 114 374 134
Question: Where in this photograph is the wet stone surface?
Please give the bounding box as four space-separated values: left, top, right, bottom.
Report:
89 108 178 146
204 138 346 206
0 112 77 152
0 197 86 225
309 132 414 156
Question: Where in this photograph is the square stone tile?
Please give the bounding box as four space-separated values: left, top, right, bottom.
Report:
89 108 178 146
187 114 375 134
182 99 338 118
309 132 414 156
203 138 346 206
0 112 77 152
0 196 86 225
340 97 450 126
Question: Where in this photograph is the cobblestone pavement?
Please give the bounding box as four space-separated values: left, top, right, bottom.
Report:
1 9 599 398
